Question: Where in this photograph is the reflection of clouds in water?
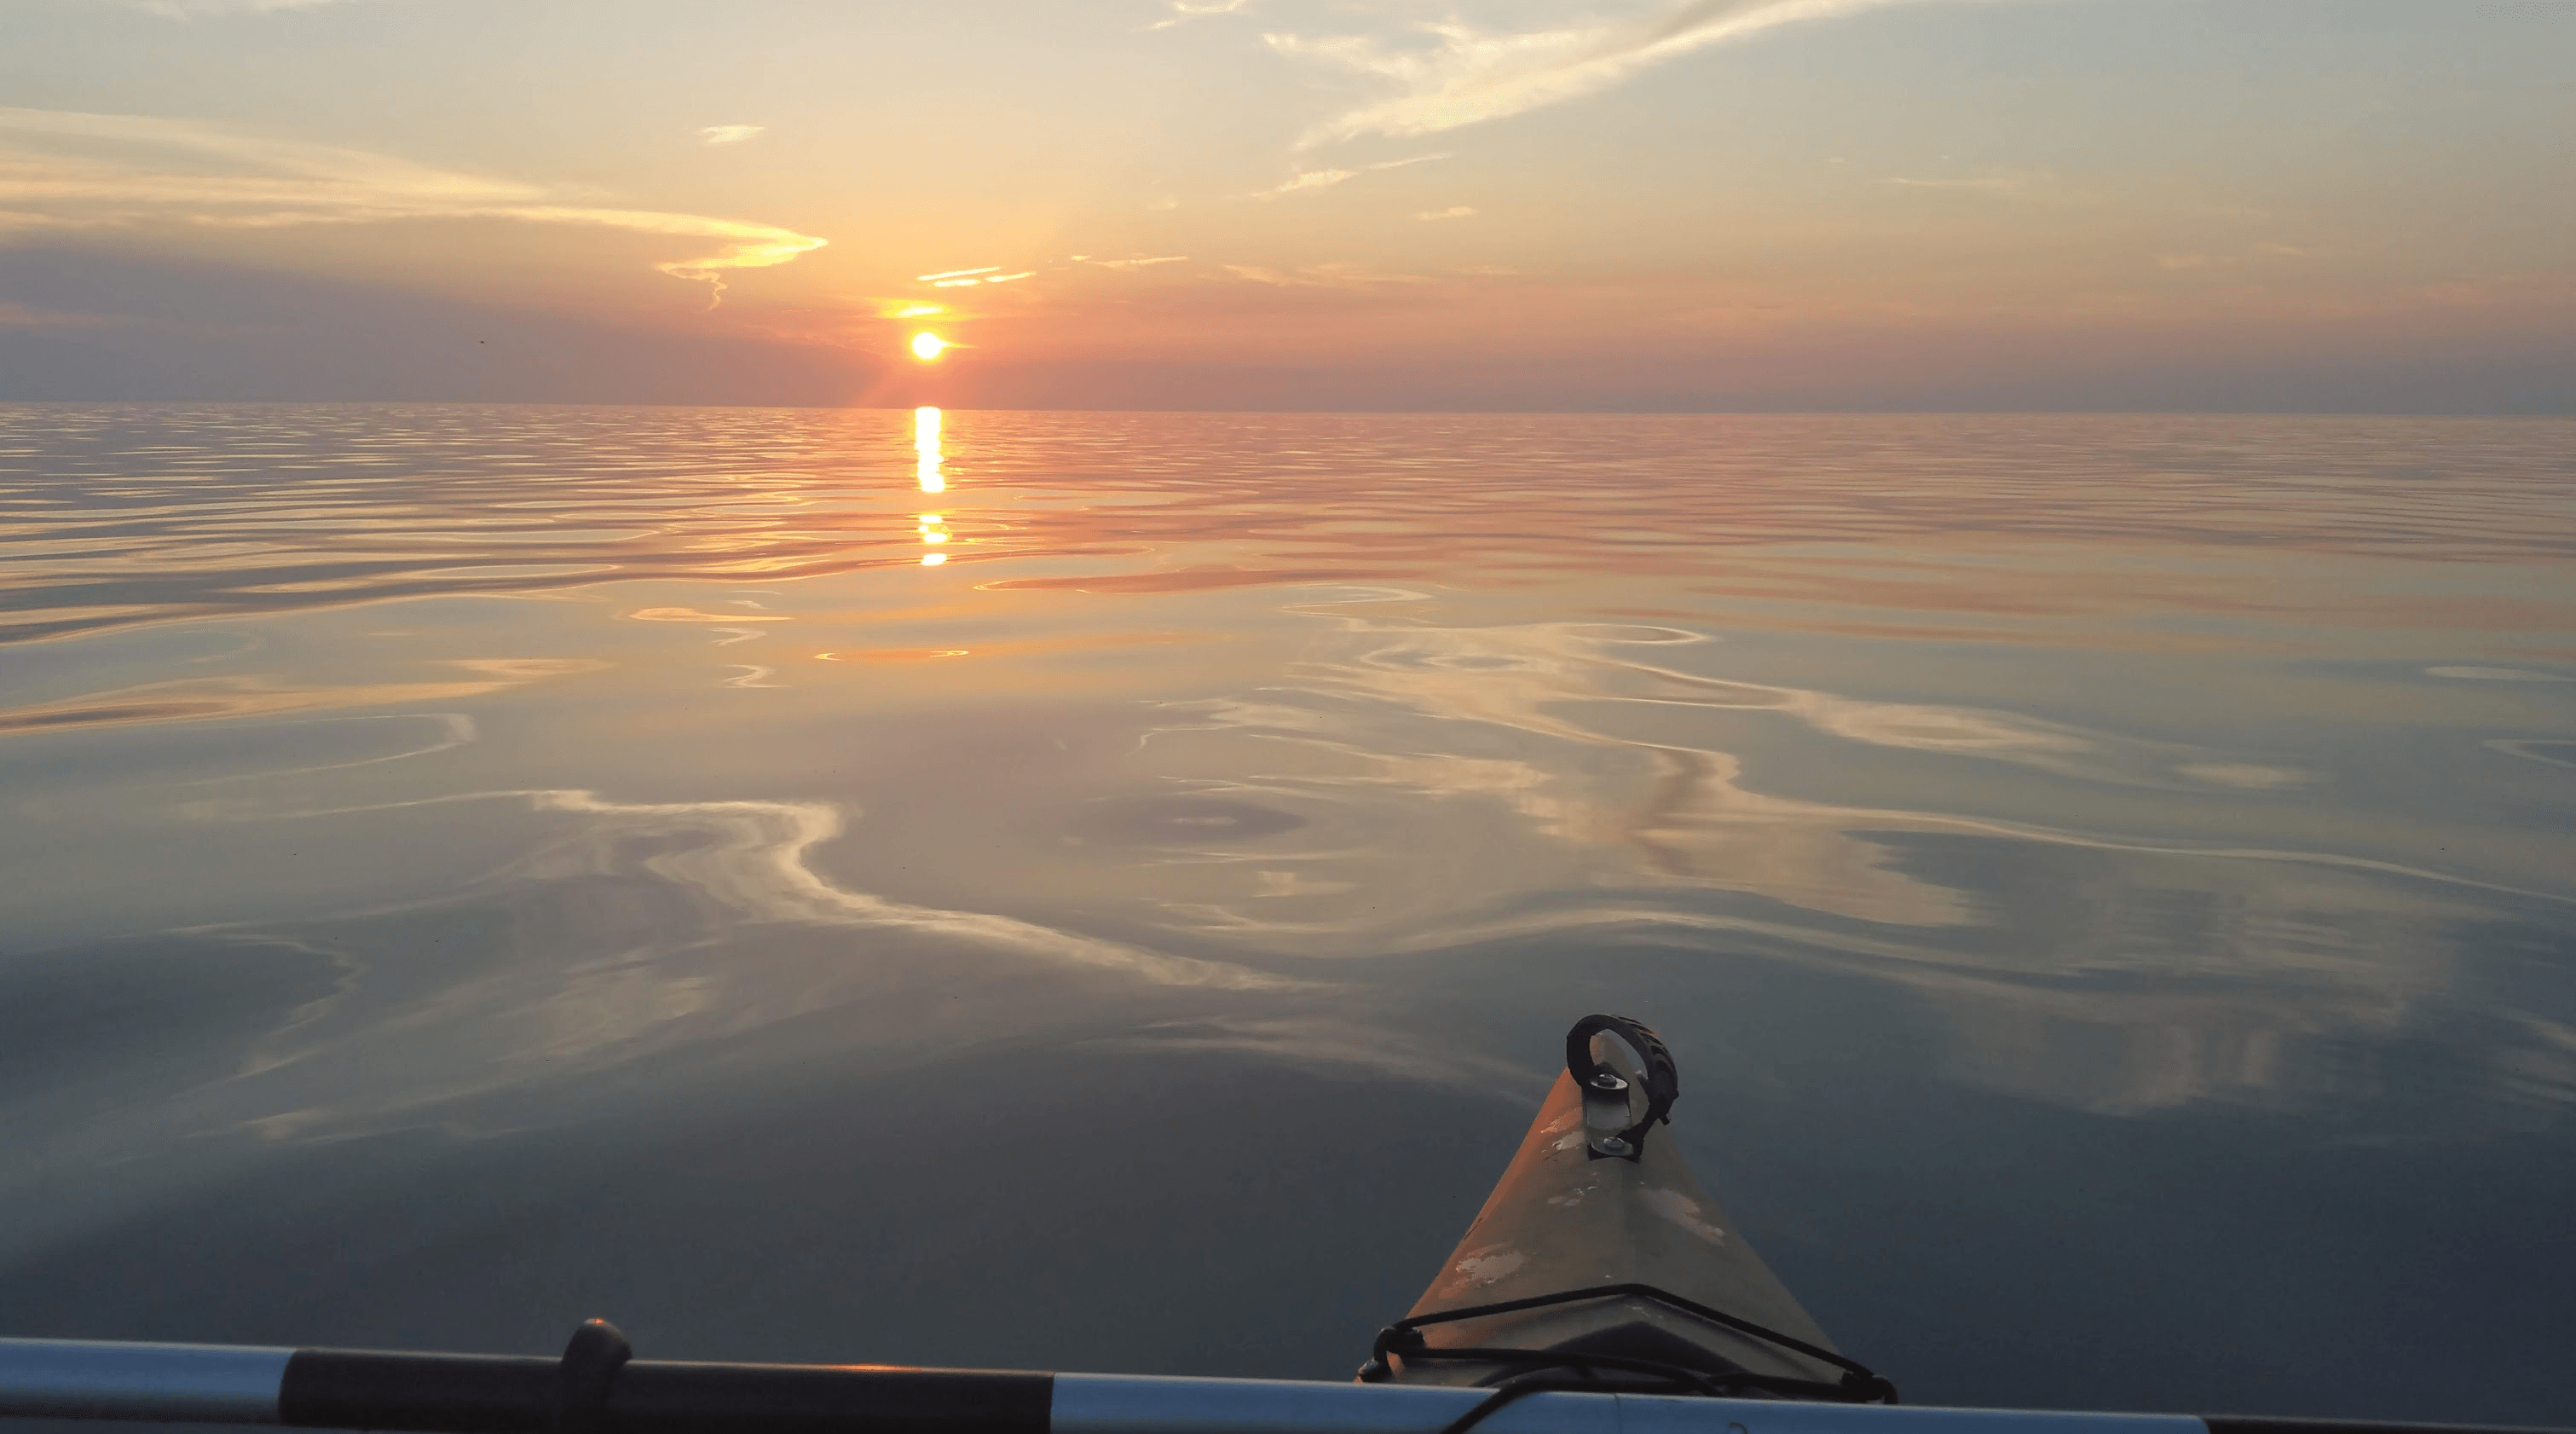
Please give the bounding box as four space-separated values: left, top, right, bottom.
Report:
2429 666 2573 683
505 789 1285 990
2487 738 2576 772
625 606 789 624
1083 1017 1544 1101
1339 615 2303 790
182 713 477 784
1876 854 2574 1119
1102 592 2571 1118
2175 762 2310 789
1143 598 2338 940
188 787 1297 1139
0 660 602 742
1625 747 1979 928
1922 980 2576 1121
0 673 520 736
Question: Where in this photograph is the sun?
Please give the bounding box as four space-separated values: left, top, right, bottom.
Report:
910 332 949 361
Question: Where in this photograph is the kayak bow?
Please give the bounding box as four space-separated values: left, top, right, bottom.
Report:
1362 1015 1892 1415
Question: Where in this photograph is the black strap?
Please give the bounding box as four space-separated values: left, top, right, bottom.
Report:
1360 1281 1897 1406
1433 1369 1704 1434
1564 1014 1678 1159
554 1320 632 1434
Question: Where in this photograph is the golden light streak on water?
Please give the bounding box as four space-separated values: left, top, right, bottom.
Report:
915 405 944 494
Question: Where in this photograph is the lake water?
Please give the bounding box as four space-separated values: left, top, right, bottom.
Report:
2 405 2573 1424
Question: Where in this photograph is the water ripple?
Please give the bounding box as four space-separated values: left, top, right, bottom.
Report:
4 405 2573 645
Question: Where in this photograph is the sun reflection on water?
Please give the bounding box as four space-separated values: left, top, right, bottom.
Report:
915 407 951 563
915 405 944 494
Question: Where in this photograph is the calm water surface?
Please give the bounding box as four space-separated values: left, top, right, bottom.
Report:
3 406 2573 1421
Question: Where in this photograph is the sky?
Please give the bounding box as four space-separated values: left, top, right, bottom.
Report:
0 0 2571 410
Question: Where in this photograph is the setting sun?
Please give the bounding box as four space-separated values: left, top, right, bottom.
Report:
910 332 948 361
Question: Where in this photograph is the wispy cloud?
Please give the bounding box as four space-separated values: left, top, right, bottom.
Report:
910 264 1039 290
0 299 129 330
1249 150 1449 199
2155 252 2235 272
2158 243 2321 272
1883 171 2049 196
0 107 825 304
1222 261 1433 287
0 210 80 237
1270 0 1986 147
1079 254 1191 269
1147 0 1254 31
1256 168 1365 198
1415 205 1477 222
697 124 765 147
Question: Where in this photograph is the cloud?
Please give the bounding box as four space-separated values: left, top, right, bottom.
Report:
1147 0 1253 31
0 211 82 237
1249 150 1449 199
1221 261 1433 287
0 107 825 304
697 124 765 147
1270 0 1987 146
2153 241 2325 273
1883 172 2048 195
916 265 1035 288
1256 167 1362 198
910 263 1038 290
1415 205 1477 221
512 206 824 296
1080 254 1191 269
0 299 129 330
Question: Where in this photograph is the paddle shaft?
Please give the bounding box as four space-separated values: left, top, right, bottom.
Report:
0 1339 2558 1434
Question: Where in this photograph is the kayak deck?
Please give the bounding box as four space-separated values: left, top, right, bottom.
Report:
1368 1016 1883 1403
